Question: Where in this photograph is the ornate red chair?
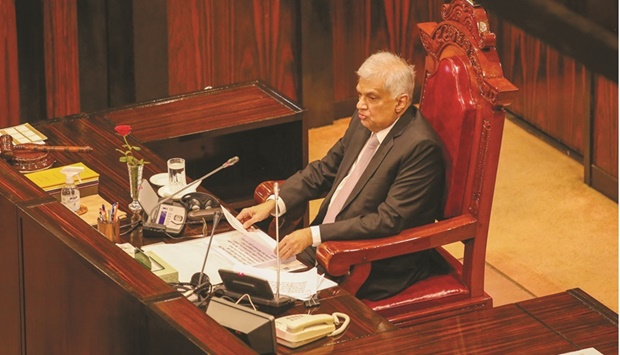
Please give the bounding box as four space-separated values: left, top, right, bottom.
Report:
254 0 517 327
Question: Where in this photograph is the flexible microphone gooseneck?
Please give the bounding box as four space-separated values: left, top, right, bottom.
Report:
187 210 222 302
145 156 239 225
196 210 222 287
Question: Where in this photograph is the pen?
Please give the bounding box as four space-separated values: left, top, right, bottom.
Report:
112 202 118 221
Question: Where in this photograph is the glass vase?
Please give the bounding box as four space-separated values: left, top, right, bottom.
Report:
127 163 144 213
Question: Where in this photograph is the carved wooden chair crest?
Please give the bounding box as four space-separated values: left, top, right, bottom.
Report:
254 0 518 327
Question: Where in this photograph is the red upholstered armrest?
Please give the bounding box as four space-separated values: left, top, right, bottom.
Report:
316 214 477 277
254 180 284 204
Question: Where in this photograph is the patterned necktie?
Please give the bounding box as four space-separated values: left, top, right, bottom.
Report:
323 134 380 223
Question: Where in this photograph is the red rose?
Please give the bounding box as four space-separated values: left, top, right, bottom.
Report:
114 125 132 137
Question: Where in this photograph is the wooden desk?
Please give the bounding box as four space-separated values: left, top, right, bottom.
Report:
0 110 392 354
150 287 396 355
99 80 307 210
316 288 618 354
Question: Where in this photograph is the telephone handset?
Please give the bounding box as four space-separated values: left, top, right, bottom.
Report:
275 312 350 348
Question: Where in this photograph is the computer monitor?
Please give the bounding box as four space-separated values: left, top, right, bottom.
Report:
206 297 277 354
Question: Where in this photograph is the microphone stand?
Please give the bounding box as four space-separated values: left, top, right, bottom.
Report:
198 210 222 287
145 156 239 225
274 182 281 301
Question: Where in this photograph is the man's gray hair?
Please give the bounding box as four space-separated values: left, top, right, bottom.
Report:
356 51 415 100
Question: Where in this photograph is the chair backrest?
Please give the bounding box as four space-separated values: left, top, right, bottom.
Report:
418 0 518 223
420 55 476 219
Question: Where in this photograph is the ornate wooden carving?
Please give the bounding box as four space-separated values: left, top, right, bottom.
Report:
420 0 517 108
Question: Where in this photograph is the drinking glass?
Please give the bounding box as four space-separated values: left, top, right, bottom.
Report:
167 157 186 194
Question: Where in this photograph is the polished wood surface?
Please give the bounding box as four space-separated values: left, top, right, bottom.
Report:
43 0 80 118
150 287 396 355
167 0 299 101
0 0 20 128
100 81 301 142
0 113 252 353
313 289 618 354
99 81 306 209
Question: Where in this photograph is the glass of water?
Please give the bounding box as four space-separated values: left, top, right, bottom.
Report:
167 157 186 194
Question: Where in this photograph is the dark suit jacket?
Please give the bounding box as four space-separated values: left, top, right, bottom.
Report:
280 106 448 300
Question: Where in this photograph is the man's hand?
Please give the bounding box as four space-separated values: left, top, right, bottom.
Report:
276 228 312 260
236 200 276 229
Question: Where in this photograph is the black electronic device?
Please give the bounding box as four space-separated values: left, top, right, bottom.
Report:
142 156 239 237
206 297 277 354
181 192 220 221
217 269 295 313
139 179 187 237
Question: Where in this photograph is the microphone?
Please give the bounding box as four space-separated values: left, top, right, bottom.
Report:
144 156 239 231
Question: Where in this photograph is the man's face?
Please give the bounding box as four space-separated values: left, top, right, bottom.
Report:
355 77 405 133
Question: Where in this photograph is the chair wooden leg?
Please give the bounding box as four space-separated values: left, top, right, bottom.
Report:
339 262 371 296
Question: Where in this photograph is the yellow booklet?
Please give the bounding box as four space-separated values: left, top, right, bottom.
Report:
24 162 99 190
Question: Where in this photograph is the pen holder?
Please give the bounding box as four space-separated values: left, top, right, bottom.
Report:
97 220 121 243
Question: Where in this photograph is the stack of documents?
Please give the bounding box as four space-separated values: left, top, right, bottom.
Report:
24 162 100 199
142 207 337 300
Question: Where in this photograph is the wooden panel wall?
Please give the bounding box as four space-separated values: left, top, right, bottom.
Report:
167 0 299 101
490 15 618 200
0 0 20 128
491 18 589 157
593 77 619 177
43 0 80 118
590 76 619 199
5 0 618 199
330 0 445 118
0 197 21 354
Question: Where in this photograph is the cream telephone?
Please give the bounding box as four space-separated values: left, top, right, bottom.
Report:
275 312 350 348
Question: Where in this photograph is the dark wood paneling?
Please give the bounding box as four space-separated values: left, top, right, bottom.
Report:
133 0 168 102
0 0 20 128
0 198 21 355
590 75 619 200
330 0 445 118
593 76 619 177
76 0 109 112
300 0 334 128
43 0 80 118
167 0 299 102
0 164 56 355
478 0 617 83
21 208 151 354
493 19 588 156
15 0 47 122
107 0 136 107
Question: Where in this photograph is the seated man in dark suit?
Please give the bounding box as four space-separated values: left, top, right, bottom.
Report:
237 51 449 301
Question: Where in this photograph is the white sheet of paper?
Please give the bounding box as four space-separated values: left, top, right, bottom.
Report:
221 205 251 237
142 228 305 285
142 206 329 298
